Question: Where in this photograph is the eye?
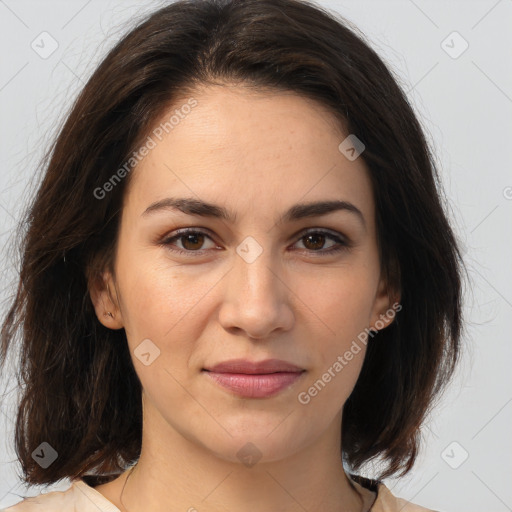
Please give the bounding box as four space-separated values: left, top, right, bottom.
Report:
160 229 218 255
293 229 349 255
160 228 350 256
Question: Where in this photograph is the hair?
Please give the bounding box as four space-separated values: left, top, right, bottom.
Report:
0 0 465 489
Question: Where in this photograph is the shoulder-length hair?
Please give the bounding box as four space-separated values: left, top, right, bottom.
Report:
1 0 464 488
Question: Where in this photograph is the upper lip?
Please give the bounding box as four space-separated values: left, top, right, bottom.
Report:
203 358 304 374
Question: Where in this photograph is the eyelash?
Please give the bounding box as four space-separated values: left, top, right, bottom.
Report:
160 228 350 257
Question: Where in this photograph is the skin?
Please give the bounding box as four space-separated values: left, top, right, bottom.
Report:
90 84 398 512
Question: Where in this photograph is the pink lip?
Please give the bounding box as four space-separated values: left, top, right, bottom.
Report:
202 358 305 398
204 358 304 374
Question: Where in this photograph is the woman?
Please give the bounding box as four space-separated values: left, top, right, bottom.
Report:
0 0 464 511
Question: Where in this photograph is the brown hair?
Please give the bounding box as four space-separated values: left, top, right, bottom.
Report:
0 0 465 489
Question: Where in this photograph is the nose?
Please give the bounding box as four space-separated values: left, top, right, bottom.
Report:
217 242 294 340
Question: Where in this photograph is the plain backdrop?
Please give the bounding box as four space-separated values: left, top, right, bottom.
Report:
0 1 511 511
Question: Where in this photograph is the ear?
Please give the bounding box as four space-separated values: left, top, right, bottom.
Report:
369 273 401 332
88 271 124 330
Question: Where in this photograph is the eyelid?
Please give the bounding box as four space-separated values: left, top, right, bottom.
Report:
159 227 219 251
159 226 351 256
294 226 349 242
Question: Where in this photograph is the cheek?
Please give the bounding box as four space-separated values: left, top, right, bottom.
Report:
294 261 377 338
292 264 375 401
115 247 195 348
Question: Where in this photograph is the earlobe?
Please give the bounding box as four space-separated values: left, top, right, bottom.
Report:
369 277 401 333
88 271 124 330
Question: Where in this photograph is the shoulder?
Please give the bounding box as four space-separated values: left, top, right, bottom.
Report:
349 474 440 512
1 480 120 512
374 483 438 511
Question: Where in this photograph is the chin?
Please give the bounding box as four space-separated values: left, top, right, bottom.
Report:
195 418 311 466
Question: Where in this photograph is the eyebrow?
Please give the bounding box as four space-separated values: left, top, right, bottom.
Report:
142 197 366 228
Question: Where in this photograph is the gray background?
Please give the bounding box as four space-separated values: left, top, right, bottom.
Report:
0 1 511 511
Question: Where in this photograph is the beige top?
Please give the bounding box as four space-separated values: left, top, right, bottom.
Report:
1 475 437 512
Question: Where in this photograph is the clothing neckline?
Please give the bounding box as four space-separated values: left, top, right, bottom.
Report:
74 479 121 511
76 473 380 512
347 474 380 511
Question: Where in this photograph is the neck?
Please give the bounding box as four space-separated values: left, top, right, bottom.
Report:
115 405 364 512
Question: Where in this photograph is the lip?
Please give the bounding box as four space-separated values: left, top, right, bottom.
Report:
203 358 304 374
202 358 306 398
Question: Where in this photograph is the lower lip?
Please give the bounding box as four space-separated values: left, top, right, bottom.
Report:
203 371 305 398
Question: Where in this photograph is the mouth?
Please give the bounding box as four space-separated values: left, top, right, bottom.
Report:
202 358 306 398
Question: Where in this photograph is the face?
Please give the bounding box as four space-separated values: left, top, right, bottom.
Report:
91 84 396 465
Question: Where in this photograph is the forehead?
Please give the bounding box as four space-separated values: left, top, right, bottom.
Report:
124 84 374 225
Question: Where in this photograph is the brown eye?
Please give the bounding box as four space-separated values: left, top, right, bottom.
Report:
294 230 348 254
161 228 349 257
180 232 206 251
302 233 328 251
161 229 217 255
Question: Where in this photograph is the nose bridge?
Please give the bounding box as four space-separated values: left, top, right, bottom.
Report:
233 234 280 298
217 232 294 338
